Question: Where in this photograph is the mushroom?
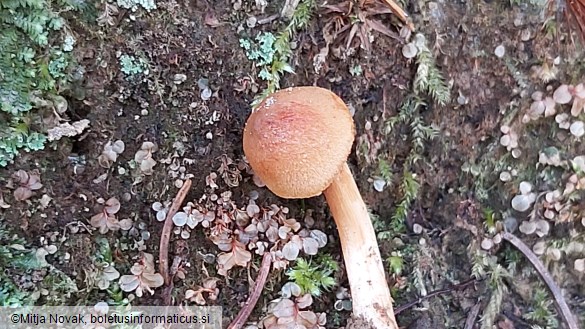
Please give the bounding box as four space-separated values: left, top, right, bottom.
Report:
243 86 398 329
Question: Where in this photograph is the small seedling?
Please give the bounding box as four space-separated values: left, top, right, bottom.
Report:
286 257 338 297
525 287 560 328
134 141 158 175
98 140 125 168
387 253 404 276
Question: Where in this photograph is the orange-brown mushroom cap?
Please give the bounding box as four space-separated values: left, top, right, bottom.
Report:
243 86 355 199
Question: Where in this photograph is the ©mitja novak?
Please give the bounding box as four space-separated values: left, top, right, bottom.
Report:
13 312 86 325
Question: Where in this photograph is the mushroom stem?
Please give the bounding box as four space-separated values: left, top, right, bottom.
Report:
323 163 398 329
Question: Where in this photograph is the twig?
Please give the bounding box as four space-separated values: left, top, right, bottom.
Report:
257 14 279 25
161 256 183 306
502 309 533 328
394 278 477 315
464 301 482 329
161 285 175 308
159 179 192 287
501 231 580 329
227 253 272 329
379 0 415 31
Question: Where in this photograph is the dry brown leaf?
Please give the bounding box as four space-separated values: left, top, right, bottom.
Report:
12 170 42 201
14 188 33 202
296 294 313 309
497 317 515 329
119 252 164 297
185 277 220 305
135 142 158 175
571 97 585 117
98 140 125 168
204 11 225 27
217 239 251 276
264 294 322 329
104 197 120 214
272 299 295 318
90 197 128 234
90 212 119 234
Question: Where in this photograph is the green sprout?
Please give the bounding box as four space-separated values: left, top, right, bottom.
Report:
286 256 338 297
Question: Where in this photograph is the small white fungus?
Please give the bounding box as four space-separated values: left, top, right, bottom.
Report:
532 241 546 255
575 259 585 273
519 220 536 235
519 181 533 194
402 43 418 59
499 171 512 182
494 45 505 58
570 121 585 137
512 194 535 212
373 179 386 192
553 84 572 104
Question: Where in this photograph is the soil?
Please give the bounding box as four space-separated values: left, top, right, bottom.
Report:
2 0 585 328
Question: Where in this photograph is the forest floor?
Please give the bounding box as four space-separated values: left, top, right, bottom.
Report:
1 0 585 328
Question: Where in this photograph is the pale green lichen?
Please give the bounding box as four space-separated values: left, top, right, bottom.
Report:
116 0 156 12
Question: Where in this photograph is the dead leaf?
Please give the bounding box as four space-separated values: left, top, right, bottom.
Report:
296 294 313 309
119 275 140 293
93 173 108 184
98 265 120 290
90 212 117 234
0 192 10 209
571 97 585 117
119 252 164 297
135 142 158 175
272 299 295 318
119 218 133 230
12 170 42 201
266 294 321 328
497 317 515 329
14 187 33 202
302 237 319 255
217 239 251 276
90 197 127 234
282 240 300 261
104 197 120 214
142 272 164 288
185 277 220 305
98 140 125 168
204 11 224 27
39 194 52 208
